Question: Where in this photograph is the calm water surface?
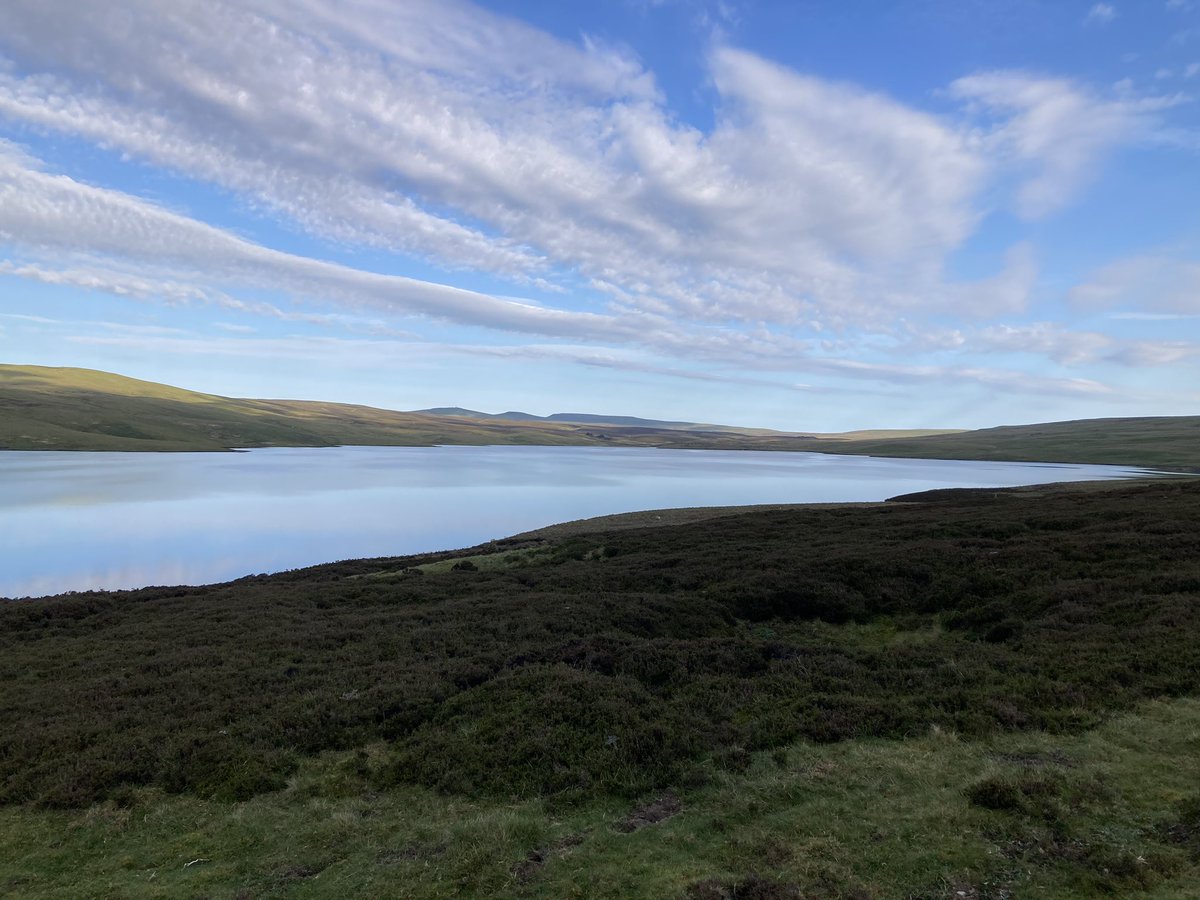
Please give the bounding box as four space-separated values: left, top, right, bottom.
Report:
0 445 1152 597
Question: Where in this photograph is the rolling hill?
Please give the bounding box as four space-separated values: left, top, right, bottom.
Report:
1 364 1196 469
0 364 946 453
816 416 1200 471
0 365 642 452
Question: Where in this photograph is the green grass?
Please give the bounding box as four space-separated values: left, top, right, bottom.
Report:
0 364 643 451
820 416 1200 471
1 698 1197 898
1 363 833 453
2 478 1200 896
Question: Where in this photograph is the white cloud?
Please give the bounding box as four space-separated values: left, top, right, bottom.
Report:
943 242 1038 316
0 0 1165 331
0 0 1001 330
0 142 631 341
950 72 1178 219
0 259 233 307
0 312 185 337
449 342 813 392
893 319 1196 371
0 259 419 338
1109 340 1200 365
0 0 1190 408
974 323 1113 364
1086 3 1117 25
800 355 1111 395
1069 255 1200 313
973 324 1197 368
62 325 1112 398
1109 311 1200 320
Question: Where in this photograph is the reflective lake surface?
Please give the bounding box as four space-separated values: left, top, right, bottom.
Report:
0 445 1153 598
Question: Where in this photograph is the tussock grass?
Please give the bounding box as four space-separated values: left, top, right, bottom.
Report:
1 699 1197 897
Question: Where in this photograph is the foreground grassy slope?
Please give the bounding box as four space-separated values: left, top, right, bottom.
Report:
2 698 1197 899
0 365 631 451
2 479 1199 896
823 416 1200 470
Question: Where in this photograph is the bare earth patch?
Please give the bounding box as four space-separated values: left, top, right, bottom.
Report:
511 833 587 883
614 791 683 833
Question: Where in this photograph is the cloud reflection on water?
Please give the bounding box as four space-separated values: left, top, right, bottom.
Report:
0 446 1151 598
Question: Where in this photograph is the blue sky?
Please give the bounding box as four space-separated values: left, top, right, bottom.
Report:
0 0 1197 430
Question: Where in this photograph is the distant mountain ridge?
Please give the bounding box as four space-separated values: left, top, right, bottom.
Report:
413 407 771 433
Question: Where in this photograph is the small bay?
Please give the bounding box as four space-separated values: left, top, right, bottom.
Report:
0 445 1152 598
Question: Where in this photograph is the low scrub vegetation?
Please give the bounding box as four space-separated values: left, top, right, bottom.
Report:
1 478 1198 895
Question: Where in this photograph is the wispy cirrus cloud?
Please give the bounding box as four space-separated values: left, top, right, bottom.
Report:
0 261 416 337
1068 254 1200 313
949 72 1181 218
0 141 630 341
0 0 1193 418
0 0 1160 329
61 328 1112 398
893 319 1199 370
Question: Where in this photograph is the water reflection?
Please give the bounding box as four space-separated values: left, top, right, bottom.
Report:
0 445 1151 598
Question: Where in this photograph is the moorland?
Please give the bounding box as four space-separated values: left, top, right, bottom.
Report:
2 477 1199 897
9 362 1190 472
0 364 637 452
0 363 952 453
8 364 1200 471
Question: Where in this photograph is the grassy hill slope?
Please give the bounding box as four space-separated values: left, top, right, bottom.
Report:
0 365 632 451
1 364 942 453
2 478 1199 897
3 365 1197 470
822 416 1200 470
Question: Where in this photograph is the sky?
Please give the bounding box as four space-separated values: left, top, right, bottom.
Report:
0 0 1198 431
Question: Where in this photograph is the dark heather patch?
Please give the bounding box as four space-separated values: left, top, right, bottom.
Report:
683 874 807 899
3 478 1200 809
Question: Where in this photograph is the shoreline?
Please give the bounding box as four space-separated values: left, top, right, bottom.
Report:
4 473 1184 603
5 439 1196 475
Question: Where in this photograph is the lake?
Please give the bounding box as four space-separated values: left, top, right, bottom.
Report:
0 445 1154 598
